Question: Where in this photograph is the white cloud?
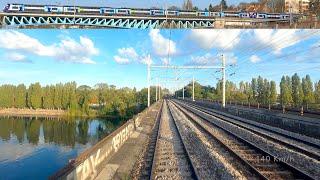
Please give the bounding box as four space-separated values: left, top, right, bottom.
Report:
113 47 138 64
253 29 311 54
118 47 139 60
0 31 99 64
113 55 130 64
113 47 152 65
6 53 27 62
250 55 261 63
149 29 177 56
189 53 216 65
187 53 237 66
189 29 242 50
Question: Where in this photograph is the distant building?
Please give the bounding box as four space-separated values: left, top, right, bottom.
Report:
285 0 310 13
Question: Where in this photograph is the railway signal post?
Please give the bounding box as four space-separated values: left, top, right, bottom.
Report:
222 54 226 108
193 76 195 101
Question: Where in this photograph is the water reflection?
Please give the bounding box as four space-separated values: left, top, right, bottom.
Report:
0 117 124 179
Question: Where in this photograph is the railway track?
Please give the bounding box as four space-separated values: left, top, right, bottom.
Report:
170 99 316 180
132 102 163 179
196 99 320 124
150 100 198 179
177 100 320 161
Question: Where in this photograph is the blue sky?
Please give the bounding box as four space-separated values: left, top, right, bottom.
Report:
0 29 320 92
0 0 256 11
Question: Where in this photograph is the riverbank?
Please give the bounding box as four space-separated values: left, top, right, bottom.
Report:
0 108 66 117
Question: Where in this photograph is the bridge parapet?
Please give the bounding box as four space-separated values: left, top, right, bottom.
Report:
50 102 161 180
0 13 214 29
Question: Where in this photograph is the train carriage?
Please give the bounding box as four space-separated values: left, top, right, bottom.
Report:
115 8 131 15
130 8 150 16
224 11 240 18
150 9 165 16
3 3 294 20
256 13 267 19
4 4 25 12
100 8 116 15
44 6 63 13
210 12 220 17
197 11 210 17
239 12 249 18
165 10 179 16
179 10 197 17
63 6 80 14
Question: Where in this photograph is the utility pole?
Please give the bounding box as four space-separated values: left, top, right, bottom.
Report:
182 85 185 100
159 85 161 100
192 76 195 101
222 54 226 108
156 78 158 101
147 64 151 107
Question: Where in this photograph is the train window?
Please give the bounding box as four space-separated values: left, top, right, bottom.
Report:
118 10 128 13
106 10 114 13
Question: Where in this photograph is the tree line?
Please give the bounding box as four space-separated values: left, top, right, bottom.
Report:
0 82 168 118
176 73 320 109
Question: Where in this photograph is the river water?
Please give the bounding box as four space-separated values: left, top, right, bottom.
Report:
0 116 124 179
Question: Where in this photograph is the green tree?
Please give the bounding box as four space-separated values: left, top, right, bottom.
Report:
280 76 293 107
209 4 213 11
251 78 258 103
291 73 304 107
42 85 53 109
28 83 42 109
77 85 91 115
269 81 277 106
315 80 320 104
182 0 193 10
310 0 320 16
220 0 228 10
54 83 63 109
15 84 27 108
302 75 315 109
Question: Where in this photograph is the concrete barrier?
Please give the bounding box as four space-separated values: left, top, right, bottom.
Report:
50 102 159 180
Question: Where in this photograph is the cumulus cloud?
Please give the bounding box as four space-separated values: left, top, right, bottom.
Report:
118 47 139 60
252 29 313 54
113 47 138 64
250 55 261 63
6 53 28 62
188 53 216 65
186 53 237 66
113 47 152 65
188 29 242 50
113 55 130 64
149 29 177 56
0 31 99 64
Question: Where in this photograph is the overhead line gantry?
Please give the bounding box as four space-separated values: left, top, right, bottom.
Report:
147 55 227 108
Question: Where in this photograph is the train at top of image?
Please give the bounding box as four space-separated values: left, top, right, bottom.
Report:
3 3 294 20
